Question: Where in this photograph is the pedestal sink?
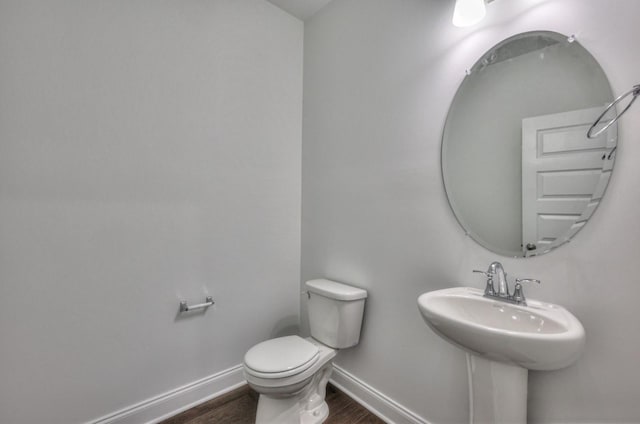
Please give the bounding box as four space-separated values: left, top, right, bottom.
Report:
418 287 585 424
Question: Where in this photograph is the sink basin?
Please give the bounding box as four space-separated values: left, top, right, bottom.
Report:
418 287 585 370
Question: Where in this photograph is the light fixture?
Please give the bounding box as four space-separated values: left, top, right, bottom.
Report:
452 0 487 27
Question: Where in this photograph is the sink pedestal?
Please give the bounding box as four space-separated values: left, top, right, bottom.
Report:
466 354 527 424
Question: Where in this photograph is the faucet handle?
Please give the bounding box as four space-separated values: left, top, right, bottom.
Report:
512 278 541 304
473 270 496 296
472 269 494 277
514 278 541 286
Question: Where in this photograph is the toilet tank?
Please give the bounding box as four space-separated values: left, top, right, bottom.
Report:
305 279 367 349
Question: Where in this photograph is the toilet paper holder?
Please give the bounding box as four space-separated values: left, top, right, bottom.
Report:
180 296 214 313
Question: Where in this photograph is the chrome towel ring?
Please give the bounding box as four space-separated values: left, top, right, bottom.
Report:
587 84 640 139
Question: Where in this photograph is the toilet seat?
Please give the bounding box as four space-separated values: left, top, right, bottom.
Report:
243 337 336 397
244 336 320 379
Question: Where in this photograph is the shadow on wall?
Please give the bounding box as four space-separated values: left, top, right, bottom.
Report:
270 315 300 339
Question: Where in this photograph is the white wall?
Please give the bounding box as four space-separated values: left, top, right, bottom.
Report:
0 1 302 423
302 0 640 423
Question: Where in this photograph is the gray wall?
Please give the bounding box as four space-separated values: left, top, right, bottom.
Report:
0 1 302 423
302 0 640 423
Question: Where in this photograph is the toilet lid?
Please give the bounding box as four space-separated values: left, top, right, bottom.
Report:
244 336 319 376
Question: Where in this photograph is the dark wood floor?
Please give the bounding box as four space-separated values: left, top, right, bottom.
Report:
161 383 386 424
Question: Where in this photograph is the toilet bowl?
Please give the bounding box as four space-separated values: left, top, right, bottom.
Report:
243 279 367 424
244 336 336 423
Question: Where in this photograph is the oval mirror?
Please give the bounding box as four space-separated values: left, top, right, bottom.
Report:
442 31 617 257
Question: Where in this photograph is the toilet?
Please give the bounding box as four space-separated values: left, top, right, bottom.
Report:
243 279 367 424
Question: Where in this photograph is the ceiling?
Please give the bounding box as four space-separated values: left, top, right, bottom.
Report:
266 0 335 21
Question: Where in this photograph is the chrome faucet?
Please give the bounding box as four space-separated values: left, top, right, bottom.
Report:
488 261 508 298
473 262 540 305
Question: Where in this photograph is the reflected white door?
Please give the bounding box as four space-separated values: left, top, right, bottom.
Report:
521 107 616 256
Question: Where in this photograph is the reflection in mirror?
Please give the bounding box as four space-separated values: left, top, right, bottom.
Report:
442 31 617 258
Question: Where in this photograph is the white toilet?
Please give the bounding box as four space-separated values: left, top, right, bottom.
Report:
243 279 367 424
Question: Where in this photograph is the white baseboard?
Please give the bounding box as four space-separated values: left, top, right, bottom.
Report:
330 364 430 424
87 362 427 424
88 364 245 424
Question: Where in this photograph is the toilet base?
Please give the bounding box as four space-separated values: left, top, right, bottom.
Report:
254 362 333 424
301 401 329 424
256 397 329 424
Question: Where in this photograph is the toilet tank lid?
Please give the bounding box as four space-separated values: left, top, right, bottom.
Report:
305 279 368 301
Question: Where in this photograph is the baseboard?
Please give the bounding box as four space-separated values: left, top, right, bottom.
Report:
330 364 430 424
88 362 426 424
88 364 245 424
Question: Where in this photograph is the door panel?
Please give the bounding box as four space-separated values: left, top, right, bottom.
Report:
521 107 616 256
